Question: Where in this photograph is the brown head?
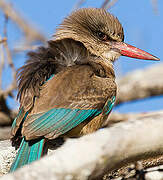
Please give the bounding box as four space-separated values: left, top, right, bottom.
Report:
54 8 159 62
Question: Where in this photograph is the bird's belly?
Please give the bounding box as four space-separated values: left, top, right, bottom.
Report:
64 113 103 137
63 95 116 138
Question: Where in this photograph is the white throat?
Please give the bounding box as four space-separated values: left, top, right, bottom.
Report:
102 50 121 62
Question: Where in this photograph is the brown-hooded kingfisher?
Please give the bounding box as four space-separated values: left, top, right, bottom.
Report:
10 8 159 172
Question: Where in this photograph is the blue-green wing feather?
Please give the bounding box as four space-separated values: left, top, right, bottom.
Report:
24 108 102 138
10 95 115 172
10 74 115 172
11 108 23 129
23 96 116 138
10 138 45 172
103 96 116 115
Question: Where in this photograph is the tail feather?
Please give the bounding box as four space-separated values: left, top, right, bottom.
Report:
10 138 45 172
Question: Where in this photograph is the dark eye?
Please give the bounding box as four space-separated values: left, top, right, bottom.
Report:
97 31 108 41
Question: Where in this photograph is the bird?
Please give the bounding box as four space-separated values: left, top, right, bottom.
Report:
10 8 159 172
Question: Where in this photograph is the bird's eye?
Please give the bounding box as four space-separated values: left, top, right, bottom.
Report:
97 31 108 41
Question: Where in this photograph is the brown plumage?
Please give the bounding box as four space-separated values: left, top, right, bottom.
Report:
10 8 159 172
13 8 123 139
17 8 123 111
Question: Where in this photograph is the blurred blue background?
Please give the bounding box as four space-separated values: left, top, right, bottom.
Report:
0 0 162 113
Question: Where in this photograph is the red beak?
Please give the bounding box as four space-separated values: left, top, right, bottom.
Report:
111 42 159 61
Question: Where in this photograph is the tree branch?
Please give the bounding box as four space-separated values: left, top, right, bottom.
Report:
72 0 86 11
104 111 163 126
0 127 11 141
1 111 163 179
1 15 17 99
101 0 119 9
0 0 46 43
151 0 159 15
116 64 163 105
0 36 5 90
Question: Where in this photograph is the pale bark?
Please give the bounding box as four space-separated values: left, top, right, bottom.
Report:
105 111 163 126
1 112 163 180
0 127 11 141
116 63 163 105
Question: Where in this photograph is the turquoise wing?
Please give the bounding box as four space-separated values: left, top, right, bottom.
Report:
102 96 116 116
11 108 24 130
13 73 116 140
23 107 102 139
10 138 45 172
